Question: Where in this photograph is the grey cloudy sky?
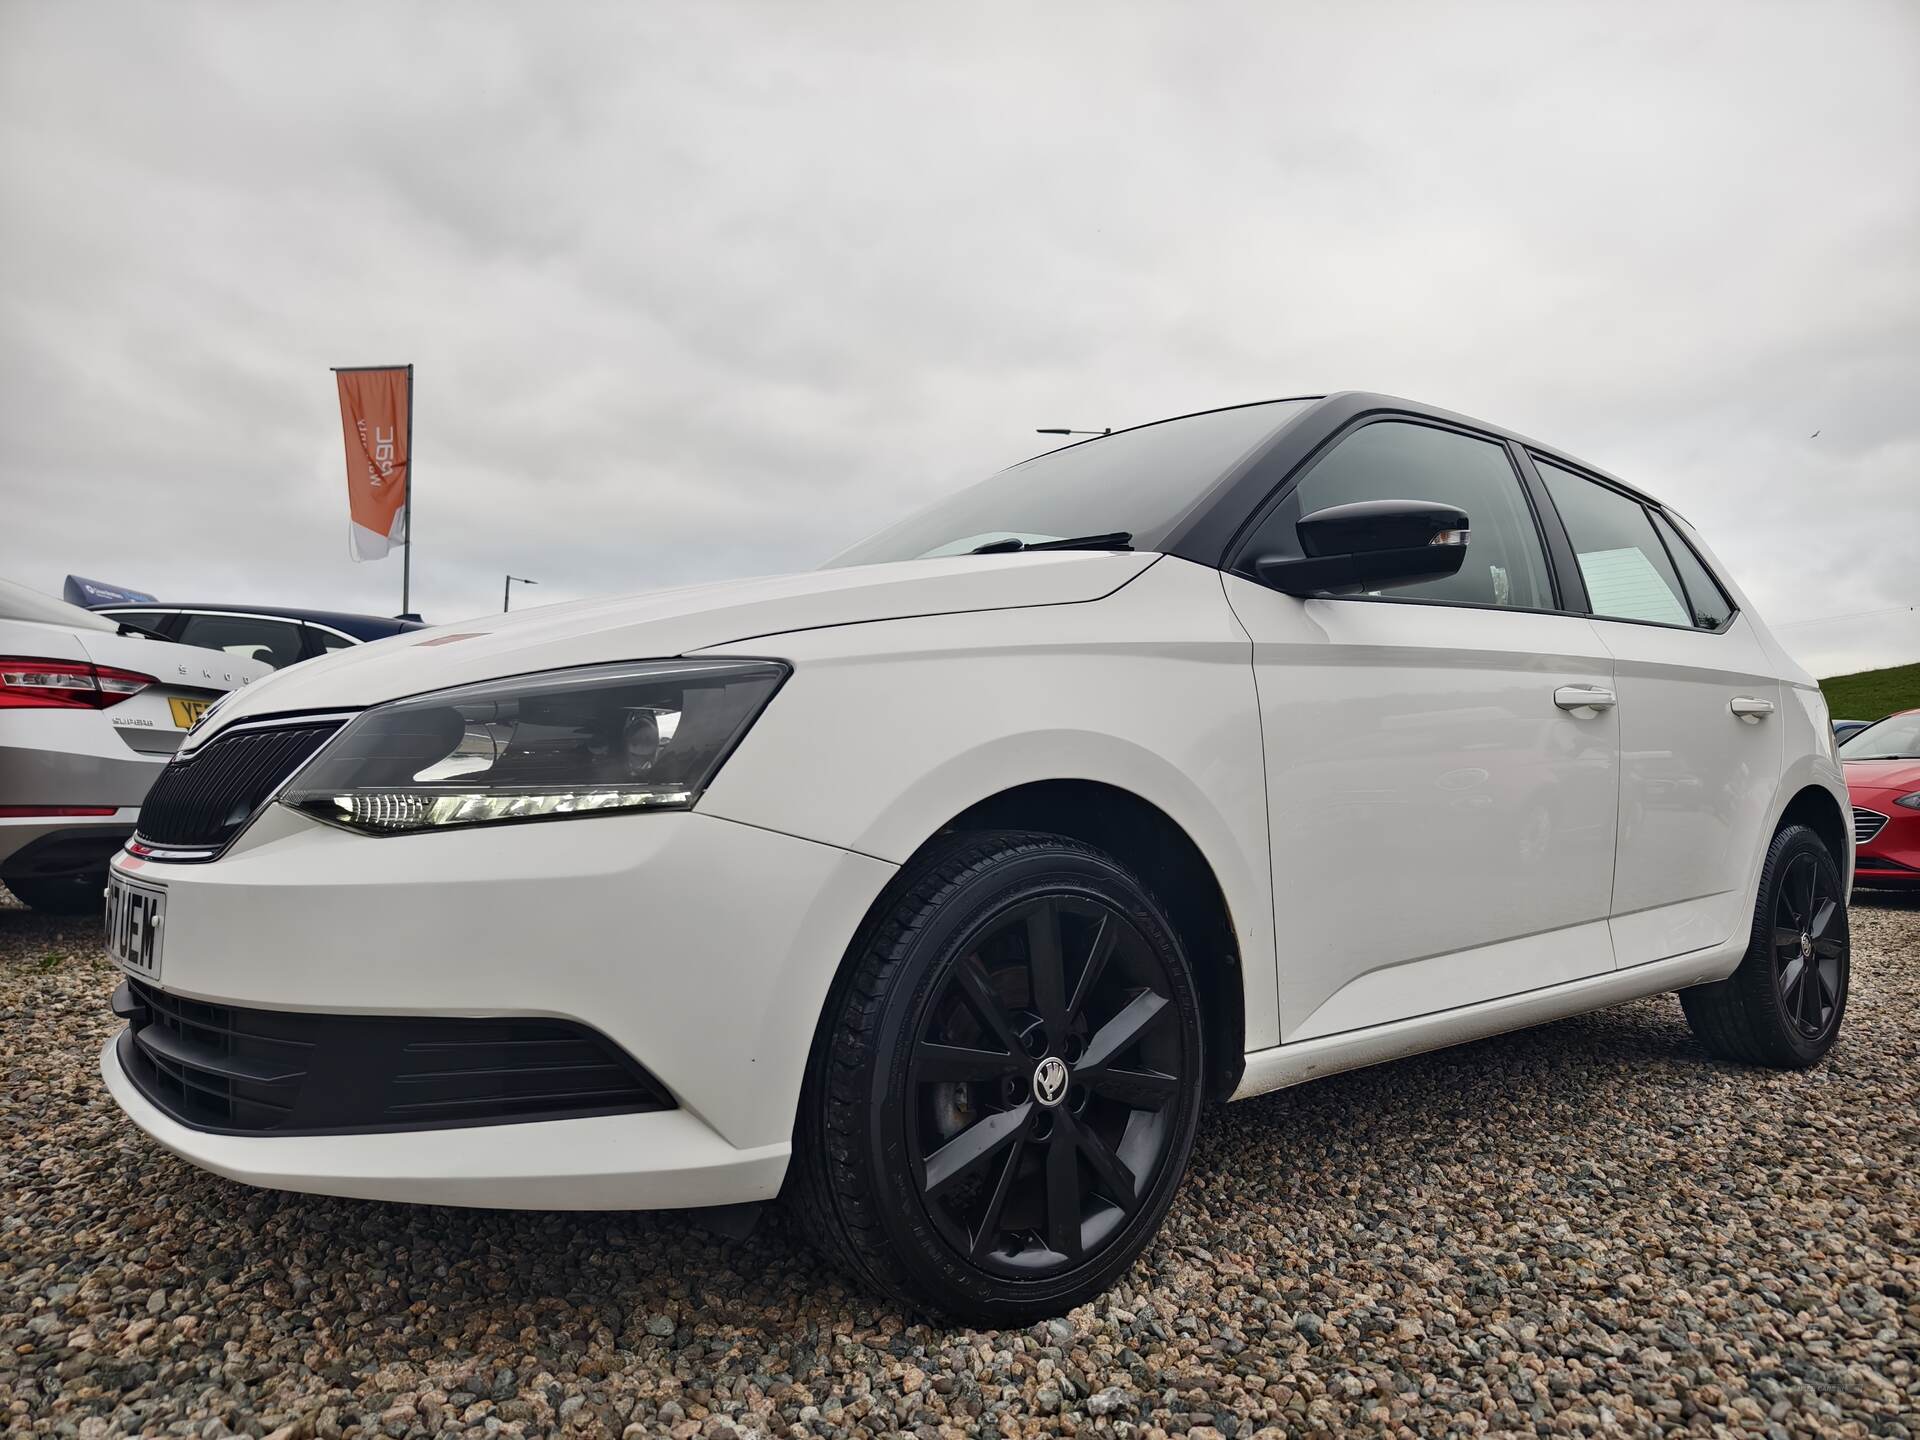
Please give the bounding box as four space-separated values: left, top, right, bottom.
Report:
2 1 1915 674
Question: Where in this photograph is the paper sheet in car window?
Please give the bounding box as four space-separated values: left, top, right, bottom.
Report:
1576 547 1688 626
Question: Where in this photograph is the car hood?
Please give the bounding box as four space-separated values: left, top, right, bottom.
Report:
207 551 1157 724
1843 758 1920 798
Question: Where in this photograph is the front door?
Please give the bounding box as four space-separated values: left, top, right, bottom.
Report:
1222 418 1622 1041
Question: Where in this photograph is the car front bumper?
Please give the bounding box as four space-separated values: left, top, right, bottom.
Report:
101 1032 793 1208
1854 796 1920 886
104 803 896 1209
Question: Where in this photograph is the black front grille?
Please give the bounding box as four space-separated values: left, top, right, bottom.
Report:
113 979 672 1135
134 722 343 851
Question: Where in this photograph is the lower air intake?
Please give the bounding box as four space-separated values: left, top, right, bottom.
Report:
113 978 673 1135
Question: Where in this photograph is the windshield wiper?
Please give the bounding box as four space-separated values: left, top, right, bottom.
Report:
970 531 1134 555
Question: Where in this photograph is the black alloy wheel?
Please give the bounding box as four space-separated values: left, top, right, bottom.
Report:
908 892 1186 1276
1681 823 1849 1068
792 831 1205 1322
1771 851 1845 1039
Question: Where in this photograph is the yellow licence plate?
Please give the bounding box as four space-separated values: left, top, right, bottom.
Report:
168 696 210 730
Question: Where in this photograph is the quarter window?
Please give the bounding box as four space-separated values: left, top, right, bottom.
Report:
1535 460 1693 627
1649 511 1734 630
177 614 306 670
1241 420 1553 610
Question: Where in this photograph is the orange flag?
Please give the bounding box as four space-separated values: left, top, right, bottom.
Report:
334 366 411 561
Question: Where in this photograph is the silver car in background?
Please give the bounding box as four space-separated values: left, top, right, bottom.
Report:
0 579 267 912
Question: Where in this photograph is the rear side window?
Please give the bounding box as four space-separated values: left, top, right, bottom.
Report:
1649 511 1734 630
177 614 306 669
309 628 356 654
1535 461 1692 627
1241 420 1553 610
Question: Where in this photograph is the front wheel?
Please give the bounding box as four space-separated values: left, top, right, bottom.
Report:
1680 824 1849 1068
791 831 1206 1323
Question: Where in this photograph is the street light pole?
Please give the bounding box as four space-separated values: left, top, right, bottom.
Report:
504 575 539 612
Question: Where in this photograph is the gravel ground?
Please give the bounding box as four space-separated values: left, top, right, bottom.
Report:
1 886 1915 1439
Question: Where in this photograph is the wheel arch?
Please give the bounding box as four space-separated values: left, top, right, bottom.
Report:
806 779 1249 1107
1776 782 1850 879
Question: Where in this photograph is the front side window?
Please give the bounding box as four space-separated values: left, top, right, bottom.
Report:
1536 461 1692 627
178 614 306 670
1239 420 1553 609
828 400 1308 566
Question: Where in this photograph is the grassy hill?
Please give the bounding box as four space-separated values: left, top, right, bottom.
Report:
1819 662 1920 722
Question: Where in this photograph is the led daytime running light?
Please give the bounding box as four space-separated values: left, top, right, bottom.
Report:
329 787 695 832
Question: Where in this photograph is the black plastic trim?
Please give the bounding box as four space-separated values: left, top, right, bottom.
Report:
114 978 674 1136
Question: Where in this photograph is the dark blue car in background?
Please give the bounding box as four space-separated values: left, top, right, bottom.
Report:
86 602 428 670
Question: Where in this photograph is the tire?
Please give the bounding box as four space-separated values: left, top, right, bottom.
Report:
4 871 107 916
1680 824 1849 1068
791 830 1206 1323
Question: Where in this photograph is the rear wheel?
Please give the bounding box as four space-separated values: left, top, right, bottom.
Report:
3 871 107 916
792 831 1205 1322
1680 824 1848 1068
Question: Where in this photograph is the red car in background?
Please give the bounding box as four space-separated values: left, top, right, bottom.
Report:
1840 708 1920 887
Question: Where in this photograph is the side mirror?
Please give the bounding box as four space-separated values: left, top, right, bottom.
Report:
1254 498 1470 597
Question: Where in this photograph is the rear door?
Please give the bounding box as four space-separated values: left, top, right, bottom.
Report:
1529 458 1783 968
1223 417 1623 1041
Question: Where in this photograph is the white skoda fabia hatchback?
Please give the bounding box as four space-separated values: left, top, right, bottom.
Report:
103 394 1852 1322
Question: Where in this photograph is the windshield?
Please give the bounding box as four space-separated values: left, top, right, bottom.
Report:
828 400 1310 567
1839 710 1920 760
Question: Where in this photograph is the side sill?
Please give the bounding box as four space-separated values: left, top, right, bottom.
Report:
1229 941 1745 1102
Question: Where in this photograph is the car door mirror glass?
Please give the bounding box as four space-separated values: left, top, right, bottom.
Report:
1255 498 1470 597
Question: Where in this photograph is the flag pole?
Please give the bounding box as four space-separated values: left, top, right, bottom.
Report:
402 363 415 616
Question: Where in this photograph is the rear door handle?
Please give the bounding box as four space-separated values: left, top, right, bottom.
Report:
1730 695 1775 720
1554 685 1617 713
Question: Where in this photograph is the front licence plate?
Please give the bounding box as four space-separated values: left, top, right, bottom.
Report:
105 872 166 981
168 696 210 730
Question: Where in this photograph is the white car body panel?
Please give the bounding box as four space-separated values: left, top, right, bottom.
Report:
1594 612 1783 968
203 551 1155 726
1220 574 1623 1040
695 556 1280 1048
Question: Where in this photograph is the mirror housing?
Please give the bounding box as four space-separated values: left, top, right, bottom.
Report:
1254 498 1470 597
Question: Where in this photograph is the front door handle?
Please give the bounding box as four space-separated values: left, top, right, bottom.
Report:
1554 685 1617 713
1730 695 1776 721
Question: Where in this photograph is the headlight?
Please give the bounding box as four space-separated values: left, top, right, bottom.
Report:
282 658 787 835
1896 793 1920 811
